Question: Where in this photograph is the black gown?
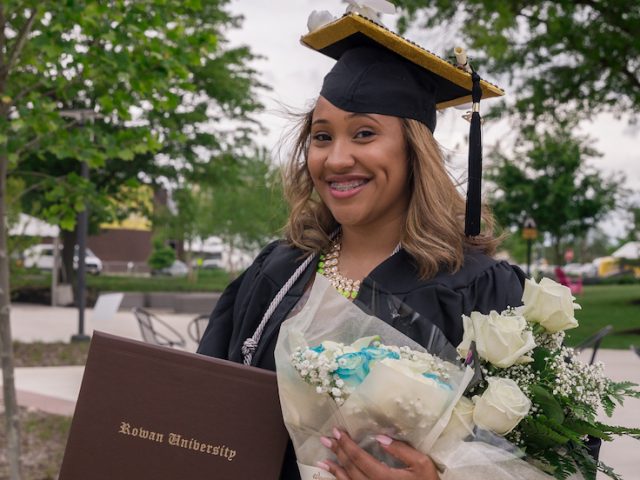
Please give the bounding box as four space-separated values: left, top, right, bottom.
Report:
197 240 527 480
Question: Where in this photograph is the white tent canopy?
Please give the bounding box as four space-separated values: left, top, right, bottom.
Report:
611 242 640 259
9 213 59 238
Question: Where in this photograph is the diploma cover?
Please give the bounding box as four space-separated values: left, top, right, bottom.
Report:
59 331 288 479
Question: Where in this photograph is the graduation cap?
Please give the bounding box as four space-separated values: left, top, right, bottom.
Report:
301 12 505 237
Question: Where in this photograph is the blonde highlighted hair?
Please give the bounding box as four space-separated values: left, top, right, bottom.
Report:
282 108 499 279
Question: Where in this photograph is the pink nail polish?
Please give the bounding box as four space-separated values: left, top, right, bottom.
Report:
332 427 342 440
320 436 332 448
375 434 393 446
316 461 330 471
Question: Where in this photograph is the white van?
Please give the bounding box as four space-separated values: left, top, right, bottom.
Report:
23 244 103 274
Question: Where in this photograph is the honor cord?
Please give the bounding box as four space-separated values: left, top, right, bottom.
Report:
241 254 315 365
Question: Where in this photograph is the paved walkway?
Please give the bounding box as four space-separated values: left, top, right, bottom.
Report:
1 303 639 478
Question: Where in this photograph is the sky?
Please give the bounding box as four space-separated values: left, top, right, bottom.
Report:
224 0 639 237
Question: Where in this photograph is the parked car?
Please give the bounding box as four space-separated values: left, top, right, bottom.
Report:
563 262 598 278
23 244 103 274
200 258 223 270
155 260 189 277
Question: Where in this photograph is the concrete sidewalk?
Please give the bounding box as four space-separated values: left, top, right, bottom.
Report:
1 303 639 478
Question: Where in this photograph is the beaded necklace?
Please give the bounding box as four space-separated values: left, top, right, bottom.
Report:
317 237 361 299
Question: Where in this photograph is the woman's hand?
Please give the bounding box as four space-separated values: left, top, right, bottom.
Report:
318 428 440 480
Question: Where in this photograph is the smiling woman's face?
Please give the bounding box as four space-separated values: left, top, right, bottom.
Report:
307 96 410 230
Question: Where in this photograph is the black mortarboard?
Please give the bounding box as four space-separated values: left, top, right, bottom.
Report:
301 13 505 236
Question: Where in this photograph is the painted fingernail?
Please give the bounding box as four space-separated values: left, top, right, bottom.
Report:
375 434 393 446
320 436 332 448
316 461 331 471
332 427 342 440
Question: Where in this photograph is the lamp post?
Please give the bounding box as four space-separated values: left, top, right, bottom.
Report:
59 109 103 342
522 217 538 278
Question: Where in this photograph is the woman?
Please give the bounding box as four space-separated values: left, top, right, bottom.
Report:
198 12 524 480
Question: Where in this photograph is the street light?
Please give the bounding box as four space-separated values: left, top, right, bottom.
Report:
59 109 103 342
522 217 538 278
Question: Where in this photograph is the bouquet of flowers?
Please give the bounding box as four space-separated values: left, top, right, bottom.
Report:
454 277 640 479
274 274 639 480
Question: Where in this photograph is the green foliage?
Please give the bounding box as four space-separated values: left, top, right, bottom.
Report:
531 346 551 373
151 149 287 272
624 205 640 242
564 418 611 440
538 447 580 480
394 0 640 121
601 381 640 417
487 122 622 264
530 385 564 424
520 417 570 450
203 149 289 251
3 0 264 232
496 230 531 263
6 178 39 271
147 240 175 271
11 269 231 294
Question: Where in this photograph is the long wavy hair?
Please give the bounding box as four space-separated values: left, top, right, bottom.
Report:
282 107 500 279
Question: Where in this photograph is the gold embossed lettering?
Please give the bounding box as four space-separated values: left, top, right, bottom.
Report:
119 422 164 444
168 433 180 446
119 422 131 435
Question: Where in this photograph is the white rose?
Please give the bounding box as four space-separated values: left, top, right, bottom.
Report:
521 277 581 333
473 377 531 435
456 311 536 368
438 396 475 445
307 10 335 32
350 358 454 431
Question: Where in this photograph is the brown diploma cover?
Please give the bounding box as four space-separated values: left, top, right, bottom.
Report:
60 331 288 479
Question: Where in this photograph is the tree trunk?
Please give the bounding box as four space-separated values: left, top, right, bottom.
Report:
185 238 196 284
61 228 77 302
0 153 23 479
552 237 563 267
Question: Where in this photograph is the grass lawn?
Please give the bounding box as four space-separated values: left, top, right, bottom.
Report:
564 284 640 349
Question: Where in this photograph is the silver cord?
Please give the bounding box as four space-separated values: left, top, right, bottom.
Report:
241 254 315 365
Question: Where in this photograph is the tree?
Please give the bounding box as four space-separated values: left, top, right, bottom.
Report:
152 184 211 281
395 0 639 122
205 150 288 272
1 2 262 477
148 239 176 272
151 150 287 277
486 121 623 265
622 204 640 243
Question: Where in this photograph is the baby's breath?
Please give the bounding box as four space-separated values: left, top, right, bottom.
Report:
291 340 450 404
486 362 540 397
546 347 608 414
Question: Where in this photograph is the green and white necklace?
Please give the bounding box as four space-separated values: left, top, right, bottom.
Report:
317 238 361 299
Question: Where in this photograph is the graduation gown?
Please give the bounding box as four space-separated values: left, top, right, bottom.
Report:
197 240 527 480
